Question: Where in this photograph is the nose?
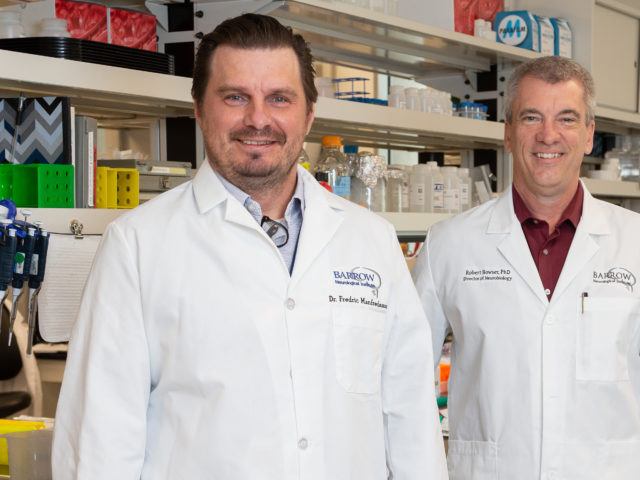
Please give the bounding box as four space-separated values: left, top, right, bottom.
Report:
535 119 561 145
243 100 271 130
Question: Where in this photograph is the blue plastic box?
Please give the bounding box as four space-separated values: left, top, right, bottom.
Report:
494 11 539 51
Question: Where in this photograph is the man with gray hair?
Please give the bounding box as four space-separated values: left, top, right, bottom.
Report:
413 55 640 479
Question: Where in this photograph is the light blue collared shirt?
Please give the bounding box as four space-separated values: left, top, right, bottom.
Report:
215 171 305 274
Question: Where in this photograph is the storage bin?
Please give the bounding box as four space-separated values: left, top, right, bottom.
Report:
0 419 46 465
0 164 74 207
96 166 139 209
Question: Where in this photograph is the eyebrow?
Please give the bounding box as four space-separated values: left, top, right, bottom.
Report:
518 108 582 119
215 85 300 99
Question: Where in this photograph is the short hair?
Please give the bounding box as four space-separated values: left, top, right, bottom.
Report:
191 13 318 112
504 56 596 124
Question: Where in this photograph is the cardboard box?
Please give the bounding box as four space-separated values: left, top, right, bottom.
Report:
494 11 539 51
536 15 555 55
551 17 572 58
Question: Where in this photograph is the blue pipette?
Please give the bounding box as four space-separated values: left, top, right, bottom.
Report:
8 225 36 346
26 227 49 354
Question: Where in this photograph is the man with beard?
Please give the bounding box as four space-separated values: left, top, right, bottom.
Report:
52 14 447 480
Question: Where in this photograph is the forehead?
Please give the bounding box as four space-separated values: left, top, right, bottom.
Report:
513 76 587 113
208 46 303 88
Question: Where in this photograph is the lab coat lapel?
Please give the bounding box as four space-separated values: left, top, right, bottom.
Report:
490 189 548 306
551 186 609 302
290 168 343 289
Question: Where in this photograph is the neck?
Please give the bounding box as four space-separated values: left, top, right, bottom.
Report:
248 169 298 219
514 180 579 233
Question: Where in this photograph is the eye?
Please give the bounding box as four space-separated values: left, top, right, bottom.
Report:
269 95 291 106
559 116 578 125
224 94 247 106
521 114 541 124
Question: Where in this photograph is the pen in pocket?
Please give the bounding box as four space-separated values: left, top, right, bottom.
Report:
581 292 588 313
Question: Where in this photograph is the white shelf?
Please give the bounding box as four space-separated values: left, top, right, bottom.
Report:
313 97 504 150
30 208 122 235
376 212 451 237
260 0 541 78
0 49 193 118
582 177 640 198
595 106 640 132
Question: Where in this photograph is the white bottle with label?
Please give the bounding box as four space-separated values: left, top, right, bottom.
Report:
410 164 429 212
428 162 445 213
458 167 472 212
441 166 460 214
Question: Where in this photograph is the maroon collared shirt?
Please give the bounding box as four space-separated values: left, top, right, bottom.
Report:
512 184 583 299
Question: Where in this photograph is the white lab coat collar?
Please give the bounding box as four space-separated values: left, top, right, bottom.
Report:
486 179 611 236
485 180 611 305
191 160 346 285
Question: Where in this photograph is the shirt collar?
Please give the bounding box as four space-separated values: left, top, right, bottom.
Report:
214 169 305 221
512 182 583 228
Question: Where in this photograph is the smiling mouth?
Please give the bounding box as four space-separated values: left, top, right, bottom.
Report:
534 152 563 159
238 139 278 146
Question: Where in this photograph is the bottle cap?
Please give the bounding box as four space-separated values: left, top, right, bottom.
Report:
322 135 343 147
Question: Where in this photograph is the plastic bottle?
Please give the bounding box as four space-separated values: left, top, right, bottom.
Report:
410 164 429 212
385 165 409 212
429 162 445 213
404 87 420 111
388 85 406 109
343 144 359 194
315 136 351 199
621 135 640 181
441 166 460 214
297 148 311 171
458 167 472 212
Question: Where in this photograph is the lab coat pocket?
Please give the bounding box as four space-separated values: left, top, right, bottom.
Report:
447 440 498 480
577 297 640 382
333 308 385 394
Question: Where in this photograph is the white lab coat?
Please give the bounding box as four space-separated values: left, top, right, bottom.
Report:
413 185 640 480
52 162 447 480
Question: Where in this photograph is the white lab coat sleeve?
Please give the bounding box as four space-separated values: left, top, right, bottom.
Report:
382 225 448 480
412 227 451 367
52 222 150 480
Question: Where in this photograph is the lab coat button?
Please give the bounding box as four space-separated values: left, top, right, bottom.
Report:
298 438 308 450
286 298 296 310
544 315 555 325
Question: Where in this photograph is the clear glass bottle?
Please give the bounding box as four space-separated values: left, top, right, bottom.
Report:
315 136 351 199
352 152 386 211
410 164 429 212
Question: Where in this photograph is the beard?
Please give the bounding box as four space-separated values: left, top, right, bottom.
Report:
206 126 302 195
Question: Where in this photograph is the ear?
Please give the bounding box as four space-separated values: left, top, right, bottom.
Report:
584 120 596 155
504 122 513 154
304 104 316 136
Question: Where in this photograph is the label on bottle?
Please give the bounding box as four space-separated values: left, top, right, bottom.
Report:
402 182 410 211
411 183 425 207
432 182 445 211
334 176 351 198
460 184 470 207
444 188 460 212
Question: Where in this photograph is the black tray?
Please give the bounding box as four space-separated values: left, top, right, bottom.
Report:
0 37 175 75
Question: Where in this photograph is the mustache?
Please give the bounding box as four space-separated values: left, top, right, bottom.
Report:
230 127 286 143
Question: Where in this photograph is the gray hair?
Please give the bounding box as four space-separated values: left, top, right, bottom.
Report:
504 56 596 125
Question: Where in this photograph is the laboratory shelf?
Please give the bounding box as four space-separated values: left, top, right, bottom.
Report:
376 212 451 237
29 208 122 235
595 106 640 132
582 178 640 198
27 209 450 239
0 49 193 118
313 97 505 150
256 0 541 79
